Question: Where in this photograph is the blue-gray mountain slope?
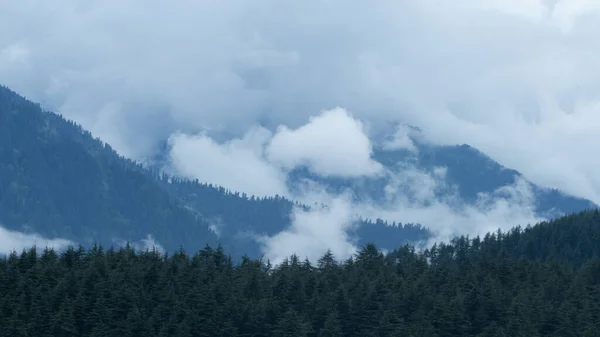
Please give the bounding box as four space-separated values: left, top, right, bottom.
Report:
0 85 428 257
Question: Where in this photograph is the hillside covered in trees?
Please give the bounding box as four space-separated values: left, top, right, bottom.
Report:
0 85 429 257
2 210 600 336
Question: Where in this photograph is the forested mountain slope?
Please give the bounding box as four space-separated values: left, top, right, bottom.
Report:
0 86 429 256
0 86 220 250
2 210 600 336
427 209 600 268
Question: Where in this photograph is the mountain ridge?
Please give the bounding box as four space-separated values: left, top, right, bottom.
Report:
1 85 596 260
0 85 430 257
285 140 595 218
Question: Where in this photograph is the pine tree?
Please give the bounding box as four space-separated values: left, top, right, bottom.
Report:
318 312 343 337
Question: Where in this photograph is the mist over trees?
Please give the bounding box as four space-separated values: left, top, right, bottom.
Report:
1 78 599 336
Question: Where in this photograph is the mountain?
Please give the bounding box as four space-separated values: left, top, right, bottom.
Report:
156 178 429 257
0 86 219 250
0 86 429 257
375 143 596 215
3 209 600 336
2 84 595 259
287 141 595 217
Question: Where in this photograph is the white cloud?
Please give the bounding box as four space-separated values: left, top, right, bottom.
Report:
2 0 599 206
351 173 542 252
168 126 289 198
381 125 418 152
258 196 358 265
113 234 165 254
207 216 225 238
365 163 543 245
168 108 381 197
0 225 73 255
4 0 600 204
0 43 30 66
381 165 453 206
550 0 600 32
266 107 382 177
134 234 165 254
257 159 542 264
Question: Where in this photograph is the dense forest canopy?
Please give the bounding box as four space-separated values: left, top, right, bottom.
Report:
2 210 600 336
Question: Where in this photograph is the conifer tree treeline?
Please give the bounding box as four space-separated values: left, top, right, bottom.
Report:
2 210 600 336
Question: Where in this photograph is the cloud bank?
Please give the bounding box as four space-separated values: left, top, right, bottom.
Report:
266 107 382 177
257 162 543 265
167 107 382 197
3 0 600 205
0 225 73 255
2 0 598 262
165 108 544 264
257 196 358 265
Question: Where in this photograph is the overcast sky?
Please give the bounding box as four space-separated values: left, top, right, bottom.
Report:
2 0 600 262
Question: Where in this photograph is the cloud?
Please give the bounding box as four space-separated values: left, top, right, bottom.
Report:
257 159 542 265
2 0 600 205
134 235 165 254
266 107 382 177
168 126 288 198
1 0 599 260
4 0 600 204
168 107 381 197
207 216 225 238
257 195 358 265
113 234 165 254
381 165 454 206
357 174 543 246
381 125 418 152
0 225 73 255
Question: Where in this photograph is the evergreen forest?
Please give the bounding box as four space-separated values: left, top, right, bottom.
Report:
2 210 600 336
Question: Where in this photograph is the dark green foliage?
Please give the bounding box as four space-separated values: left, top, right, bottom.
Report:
2 210 600 336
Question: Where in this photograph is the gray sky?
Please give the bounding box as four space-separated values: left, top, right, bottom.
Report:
2 0 599 262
